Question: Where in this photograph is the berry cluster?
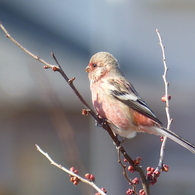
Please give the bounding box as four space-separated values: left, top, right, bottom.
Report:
69 167 80 185
126 188 146 195
125 157 170 194
126 157 142 173
139 189 146 195
69 161 169 195
69 167 105 195
125 157 145 194
125 177 141 194
146 164 169 185
146 167 160 185
132 177 139 185
126 188 134 194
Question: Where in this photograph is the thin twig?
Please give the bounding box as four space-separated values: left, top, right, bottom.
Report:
117 148 132 185
117 149 138 195
0 22 54 68
156 29 172 171
35 144 107 195
0 22 150 195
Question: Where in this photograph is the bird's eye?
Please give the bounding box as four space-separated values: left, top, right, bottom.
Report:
92 63 97 68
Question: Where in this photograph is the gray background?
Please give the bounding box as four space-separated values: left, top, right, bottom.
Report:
0 1 195 195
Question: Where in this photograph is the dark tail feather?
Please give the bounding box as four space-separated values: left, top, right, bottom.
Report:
156 127 195 154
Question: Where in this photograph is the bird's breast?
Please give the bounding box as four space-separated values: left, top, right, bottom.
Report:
91 81 134 131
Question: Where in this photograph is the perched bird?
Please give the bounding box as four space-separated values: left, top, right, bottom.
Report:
85 52 195 154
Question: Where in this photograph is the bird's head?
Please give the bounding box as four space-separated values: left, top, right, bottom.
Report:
85 52 119 82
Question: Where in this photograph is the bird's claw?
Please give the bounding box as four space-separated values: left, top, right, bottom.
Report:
95 117 106 127
95 114 107 126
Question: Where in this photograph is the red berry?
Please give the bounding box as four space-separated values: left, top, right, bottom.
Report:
85 173 90 179
147 167 155 177
134 157 142 165
126 189 134 194
74 170 78 174
85 173 95 182
70 167 75 172
52 66 58 71
132 177 139 185
146 167 151 171
82 109 89 116
161 95 171 103
150 167 155 172
70 177 74 182
150 177 157 185
101 188 107 193
154 170 161 177
89 174 95 182
128 166 135 173
162 164 169 172
43 65 49 69
73 180 79 185
139 189 146 195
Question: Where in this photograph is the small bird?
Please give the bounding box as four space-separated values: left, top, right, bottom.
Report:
85 52 195 154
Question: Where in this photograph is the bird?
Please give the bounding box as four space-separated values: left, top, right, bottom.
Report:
85 51 195 154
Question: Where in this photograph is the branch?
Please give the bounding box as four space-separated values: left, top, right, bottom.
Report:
156 29 172 171
0 22 150 195
117 149 139 195
35 144 106 195
0 22 53 68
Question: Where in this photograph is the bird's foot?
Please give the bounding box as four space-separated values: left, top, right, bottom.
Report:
95 115 107 127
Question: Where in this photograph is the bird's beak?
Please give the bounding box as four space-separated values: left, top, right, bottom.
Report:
85 65 90 72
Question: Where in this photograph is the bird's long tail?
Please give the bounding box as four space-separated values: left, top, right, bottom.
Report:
155 127 195 154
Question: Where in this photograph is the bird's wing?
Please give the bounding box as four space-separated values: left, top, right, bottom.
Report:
108 78 163 126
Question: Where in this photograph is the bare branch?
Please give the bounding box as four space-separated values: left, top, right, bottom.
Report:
35 144 107 195
156 29 172 170
0 22 55 68
117 149 138 195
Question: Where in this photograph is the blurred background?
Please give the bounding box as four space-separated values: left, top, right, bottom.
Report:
0 0 195 195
